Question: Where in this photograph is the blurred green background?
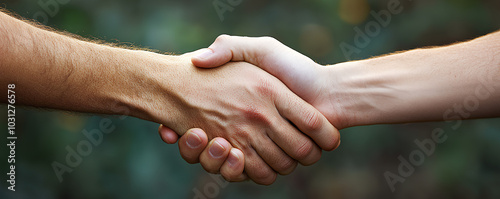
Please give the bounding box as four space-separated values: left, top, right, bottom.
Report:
1 0 500 198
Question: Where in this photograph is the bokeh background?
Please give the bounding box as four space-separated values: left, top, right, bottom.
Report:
1 0 500 198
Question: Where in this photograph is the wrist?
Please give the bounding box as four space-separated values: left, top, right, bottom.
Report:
113 50 187 124
90 48 183 124
318 62 363 129
321 59 402 128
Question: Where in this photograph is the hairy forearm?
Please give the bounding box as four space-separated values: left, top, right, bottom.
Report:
0 11 182 121
328 31 500 127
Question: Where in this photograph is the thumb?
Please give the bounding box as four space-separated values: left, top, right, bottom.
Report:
191 47 232 68
192 35 262 68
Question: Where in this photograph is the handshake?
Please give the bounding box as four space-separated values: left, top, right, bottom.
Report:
2 10 498 186
151 32 500 185
158 35 345 185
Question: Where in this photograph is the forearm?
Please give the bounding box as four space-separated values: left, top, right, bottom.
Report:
0 11 181 121
328 31 500 127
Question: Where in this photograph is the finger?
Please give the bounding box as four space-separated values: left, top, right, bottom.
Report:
265 114 323 166
275 90 341 151
199 138 232 174
220 148 247 182
251 135 298 175
158 124 179 144
178 128 209 164
191 35 271 68
242 146 278 185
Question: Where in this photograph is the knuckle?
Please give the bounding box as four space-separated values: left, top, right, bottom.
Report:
215 34 231 43
301 149 321 166
241 105 263 119
254 77 275 97
232 129 251 143
229 127 254 145
303 110 323 132
241 105 270 125
276 158 297 175
294 140 315 161
228 129 253 152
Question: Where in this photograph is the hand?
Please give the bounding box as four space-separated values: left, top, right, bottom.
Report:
0 11 338 185
150 55 339 185
159 125 247 181
191 35 344 128
159 36 344 182
158 51 246 182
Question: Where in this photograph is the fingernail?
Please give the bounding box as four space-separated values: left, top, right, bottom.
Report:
209 140 225 158
194 49 213 60
227 150 240 167
186 132 202 148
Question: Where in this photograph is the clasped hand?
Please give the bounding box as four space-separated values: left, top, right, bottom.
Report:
158 35 342 185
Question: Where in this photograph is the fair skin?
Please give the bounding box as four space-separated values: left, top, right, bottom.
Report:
161 32 500 182
0 11 341 185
